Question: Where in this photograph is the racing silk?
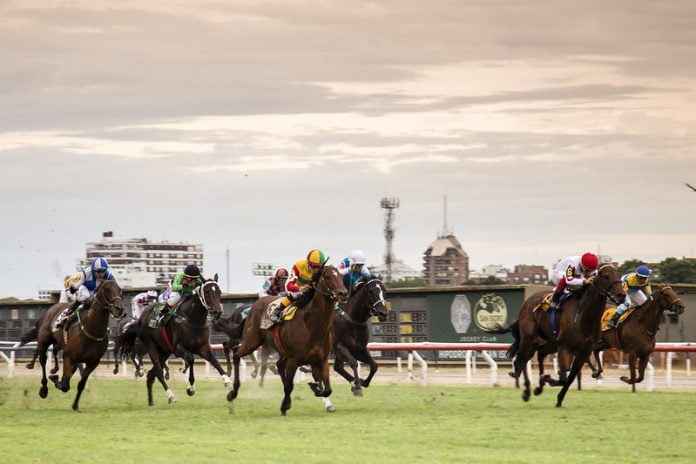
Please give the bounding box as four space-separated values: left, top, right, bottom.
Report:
622 272 652 296
131 292 156 319
74 266 115 292
170 273 202 294
552 256 597 291
63 273 81 290
338 257 372 294
260 276 285 298
286 259 314 293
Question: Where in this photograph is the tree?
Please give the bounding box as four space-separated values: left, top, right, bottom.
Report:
656 257 696 284
618 259 647 275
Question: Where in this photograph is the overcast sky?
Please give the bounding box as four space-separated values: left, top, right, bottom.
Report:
1 0 695 298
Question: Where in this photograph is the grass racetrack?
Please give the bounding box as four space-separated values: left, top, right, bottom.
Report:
1 375 695 463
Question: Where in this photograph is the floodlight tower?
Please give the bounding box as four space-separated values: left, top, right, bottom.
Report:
380 197 400 282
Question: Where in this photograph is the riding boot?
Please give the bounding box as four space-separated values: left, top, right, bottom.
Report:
157 304 171 325
548 291 561 312
57 299 81 328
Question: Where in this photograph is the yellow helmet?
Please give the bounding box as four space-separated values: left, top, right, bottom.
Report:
306 249 326 269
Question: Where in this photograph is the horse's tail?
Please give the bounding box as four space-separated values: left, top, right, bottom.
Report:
19 327 38 346
116 324 139 359
213 316 241 336
505 320 521 359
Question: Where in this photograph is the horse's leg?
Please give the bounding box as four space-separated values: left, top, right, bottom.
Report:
50 346 61 375
248 352 260 379
26 346 39 369
621 352 639 392
71 361 98 412
38 343 50 398
222 341 232 377
335 345 362 396
332 351 356 383
112 340 121 375
590 349 604 379
280 359 299 416
634 354 650 387
258 350 269 388
534 351 548 396
59 354 76 393
199 344 232 387
512 341 535 401
356 349 379 388
146 344 174 406
556 353 587 407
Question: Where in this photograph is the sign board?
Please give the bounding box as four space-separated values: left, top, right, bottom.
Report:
252 263 276 277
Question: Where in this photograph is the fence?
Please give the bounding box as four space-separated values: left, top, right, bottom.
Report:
2 341 694 392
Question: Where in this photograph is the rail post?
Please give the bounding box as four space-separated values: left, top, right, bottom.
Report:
479 350 498 387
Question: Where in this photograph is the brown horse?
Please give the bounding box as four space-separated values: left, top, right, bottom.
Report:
227 264 347 415
508 264 625 405
332 276 388 396
19 280 124 410
118 275 227 406
589 286 686 391
213 305 278 386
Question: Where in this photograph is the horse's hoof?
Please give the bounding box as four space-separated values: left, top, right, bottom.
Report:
592 373 603 380
522 391 530 402
351 386 363 397
164 373 170 381
508 371 517 379
72 404 79 412
39 387 48 399
186 388 195 396
325 405 336 413
168 396 177 404
250 371 258 379
226 390 237 402
533 387 543 396
26 363 34 370
620 376 630 384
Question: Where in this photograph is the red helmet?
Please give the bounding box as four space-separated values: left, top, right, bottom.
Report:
275 268 289 279
580 253 599 271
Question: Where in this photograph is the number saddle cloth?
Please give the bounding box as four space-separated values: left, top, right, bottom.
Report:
260 298 298 330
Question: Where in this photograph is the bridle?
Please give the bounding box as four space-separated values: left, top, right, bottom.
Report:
313 266 345 303
195 280 222 319
657 286 684 313
95 280 124 319
340 278 387 325
596 264 624 305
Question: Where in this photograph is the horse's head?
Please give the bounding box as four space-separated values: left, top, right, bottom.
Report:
355 277 388 322
315 265 347 304
96 280 125 319
595 264 626 306
196 273 223 320
655 286 686 315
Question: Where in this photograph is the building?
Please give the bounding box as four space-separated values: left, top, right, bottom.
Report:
506 265 549 285
81 231 203 287
469 265 509 283
371 258 421 282
423 234 470 286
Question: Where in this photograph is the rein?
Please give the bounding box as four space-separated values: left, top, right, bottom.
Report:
340 278 386 325
75 282 123 342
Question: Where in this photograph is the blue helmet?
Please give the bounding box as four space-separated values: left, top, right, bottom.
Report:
636 265 650 278
92 257 109 272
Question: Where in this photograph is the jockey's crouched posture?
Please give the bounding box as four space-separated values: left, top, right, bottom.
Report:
131 289 158 320
270 249 326 324
56 257 116 329
259 268 289 298
549 252 600 312
608 265 652 328
157 264 203 324
338 249 372 296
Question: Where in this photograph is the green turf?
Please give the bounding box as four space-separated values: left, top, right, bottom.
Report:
0 376 694 464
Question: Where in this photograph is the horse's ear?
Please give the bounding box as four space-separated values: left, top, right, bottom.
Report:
214 273 219 282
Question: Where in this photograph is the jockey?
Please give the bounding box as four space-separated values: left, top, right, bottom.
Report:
59 273 81 304
259 268 289 298
549 253 599 311
158 264 203 323
608 265 652 328
270 249 326 324
57 257 116 328
131 289 158 320
338 249 372 295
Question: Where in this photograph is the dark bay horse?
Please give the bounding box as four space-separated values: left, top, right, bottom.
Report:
227 264 347 415
332 277 388 396
19 280 124 410
508 264 625 405
118 275 227 406
212 305 278 386
589 286 685 391
113 315 154 378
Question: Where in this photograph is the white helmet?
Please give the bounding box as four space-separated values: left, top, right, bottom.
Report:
147 290 158 299
349 249 366 266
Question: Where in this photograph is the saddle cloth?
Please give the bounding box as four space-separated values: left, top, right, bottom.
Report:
260 298 298 330
534 293 554 312
148 301 181 328
600 307 635 331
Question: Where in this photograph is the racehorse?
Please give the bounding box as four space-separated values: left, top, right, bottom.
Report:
227 264 347 415
332 276 388 396
19 280 124 410
212 305 278 386
113 316 149 378
588 285 685 391
118 275 228 406
507 264 625 405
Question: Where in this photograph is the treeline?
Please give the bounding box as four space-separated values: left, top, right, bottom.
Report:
619 257 696 284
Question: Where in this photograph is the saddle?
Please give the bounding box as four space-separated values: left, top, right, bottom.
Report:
260 299 298 330
601 307 635 331
535 293 554 312
148 301 182 328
